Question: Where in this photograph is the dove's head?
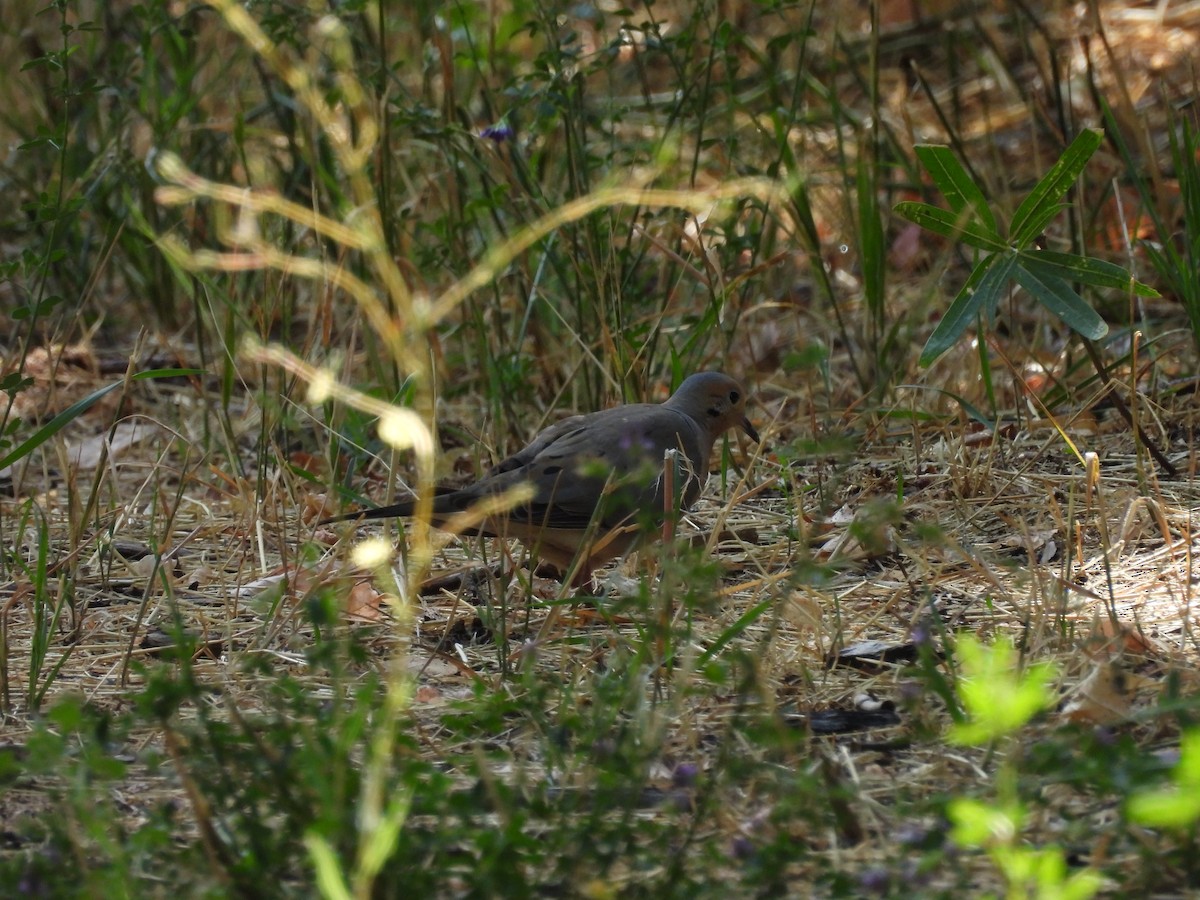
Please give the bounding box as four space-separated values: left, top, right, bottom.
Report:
665 372 760 443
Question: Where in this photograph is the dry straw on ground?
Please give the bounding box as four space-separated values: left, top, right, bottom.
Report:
3 0 1200 893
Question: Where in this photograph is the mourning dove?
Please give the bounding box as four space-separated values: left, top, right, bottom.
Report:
322 371 759 582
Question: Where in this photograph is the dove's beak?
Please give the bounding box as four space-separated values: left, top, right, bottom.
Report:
741 416 760 444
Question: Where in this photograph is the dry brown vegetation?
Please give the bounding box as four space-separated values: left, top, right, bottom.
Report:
2 0 1200 896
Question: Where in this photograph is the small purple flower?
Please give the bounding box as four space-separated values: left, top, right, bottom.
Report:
730 836 755 860
897 680 923 704
481 122 513 143
1093 725 1117 746
858 867 891 893
910 620 932 647
672 762 699 787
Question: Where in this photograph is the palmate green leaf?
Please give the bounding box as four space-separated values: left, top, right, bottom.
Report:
913 144 998 233
893 202 1007 252
1014 264 1109 339
1010 128 1103 244
919 252 1018 366
1021 249 1161 297
1009 202 1066 246
978 253 1022 322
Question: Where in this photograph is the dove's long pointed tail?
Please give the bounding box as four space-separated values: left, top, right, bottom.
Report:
319 488 474 526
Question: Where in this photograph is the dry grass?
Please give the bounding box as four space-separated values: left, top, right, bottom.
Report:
3 0 1200 895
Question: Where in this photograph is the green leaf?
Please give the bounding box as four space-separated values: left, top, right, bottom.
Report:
306 833 352 900
896 385 995 429
0 370 204 471
1010 129 1103 244
920 253 1017 366
0 381 123 470
1128 730 1200 827
1127 789 1200 828
976 252 1020 321
359 791 413 878
913 144 998 233
789 181 822 252
1060 870 1105 900
1 372 34 393
949 635 1055 744
947 796 1020 847
133 367 205 379
1014 264 1109 339
697 598 774 666
1178 729 1200 787
894 202 1007 252
1009 202 1066 246
1020 249 1161 298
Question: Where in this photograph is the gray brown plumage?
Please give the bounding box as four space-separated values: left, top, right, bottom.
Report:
322 372 759 581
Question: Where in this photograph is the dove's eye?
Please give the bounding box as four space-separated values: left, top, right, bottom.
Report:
729 391 740 404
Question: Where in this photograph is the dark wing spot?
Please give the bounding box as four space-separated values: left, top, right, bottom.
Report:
542 465 563 475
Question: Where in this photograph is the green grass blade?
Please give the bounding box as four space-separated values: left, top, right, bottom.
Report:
896 384 997 429
1010 129 1103 245
894 202 1007 251
0 382 123 470
696 599 774 667
1014 264 1109 339
858 154 886 326
913 143 998 233
0 370 201 471
134 368 205 379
